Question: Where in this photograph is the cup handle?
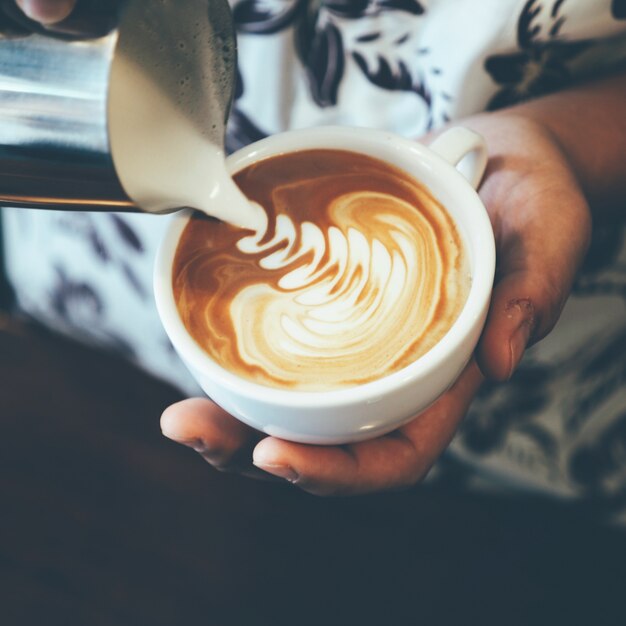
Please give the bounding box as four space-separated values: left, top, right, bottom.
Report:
428 127 488 190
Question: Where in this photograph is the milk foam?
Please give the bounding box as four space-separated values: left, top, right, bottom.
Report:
173 149 470 391
229 191 444 386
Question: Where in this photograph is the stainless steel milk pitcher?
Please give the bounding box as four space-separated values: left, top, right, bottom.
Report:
0 0 236 212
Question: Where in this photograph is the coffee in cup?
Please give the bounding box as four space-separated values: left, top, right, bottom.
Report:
155 126 494 444
172 148 470 391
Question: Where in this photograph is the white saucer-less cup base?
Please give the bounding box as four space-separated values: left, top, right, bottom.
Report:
154 126 495 445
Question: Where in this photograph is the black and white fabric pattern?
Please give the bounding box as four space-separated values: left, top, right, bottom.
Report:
2 0 626 511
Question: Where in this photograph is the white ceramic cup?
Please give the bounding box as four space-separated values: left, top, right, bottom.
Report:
154 126 495 445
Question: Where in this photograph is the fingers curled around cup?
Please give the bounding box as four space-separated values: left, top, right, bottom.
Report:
252 435 428 497
160 397 263 472
476 266 577 381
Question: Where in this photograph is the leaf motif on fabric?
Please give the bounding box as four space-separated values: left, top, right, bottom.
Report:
233 0 305 35
352 50 431 109
109 215 144 254
394 32 410 45
573 279 626 299
460 364 551 455
569 409 626 495
461 408 507 454
485 41 591 110
355 31 381 43
518 0 542 49
578 330 626 381
50 266 104 323
485 0 591 112
325 0 424 19
353 51 412 90
226 107 269 154
88 228 110 262
297 18 345 107
377 0 424 16
120 262 147 301
484 53 528 84
324 0 371 20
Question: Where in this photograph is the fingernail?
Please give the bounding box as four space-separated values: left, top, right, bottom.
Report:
164 435 229 465
162 434 207 453
508 324 531 377
506 299 535 378
253 462 299 483
18 0 74 23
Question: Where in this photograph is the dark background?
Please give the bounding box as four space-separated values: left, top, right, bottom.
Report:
1 316 626 626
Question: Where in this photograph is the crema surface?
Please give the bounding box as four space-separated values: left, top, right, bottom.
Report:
173 150 470 391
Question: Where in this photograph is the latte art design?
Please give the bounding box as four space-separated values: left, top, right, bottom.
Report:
233 194 445 377
173 150 470 391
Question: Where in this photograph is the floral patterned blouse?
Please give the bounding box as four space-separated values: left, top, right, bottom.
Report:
3 0 626 515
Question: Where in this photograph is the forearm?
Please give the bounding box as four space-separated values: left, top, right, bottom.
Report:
509 71 626 209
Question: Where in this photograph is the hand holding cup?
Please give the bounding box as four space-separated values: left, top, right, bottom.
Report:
160 113 592 495
156 125 496 494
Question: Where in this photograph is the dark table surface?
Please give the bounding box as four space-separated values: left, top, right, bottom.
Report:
1 316 626 626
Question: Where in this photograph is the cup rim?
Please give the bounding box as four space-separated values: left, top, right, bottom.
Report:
154 125 495 408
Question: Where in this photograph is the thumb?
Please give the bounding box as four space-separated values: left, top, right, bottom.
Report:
475 178 591 381
16 0 75 24
476 268 570 381
476 272 536 380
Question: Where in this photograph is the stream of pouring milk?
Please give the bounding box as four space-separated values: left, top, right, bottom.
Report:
193 153 268 233
108 53 267 234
